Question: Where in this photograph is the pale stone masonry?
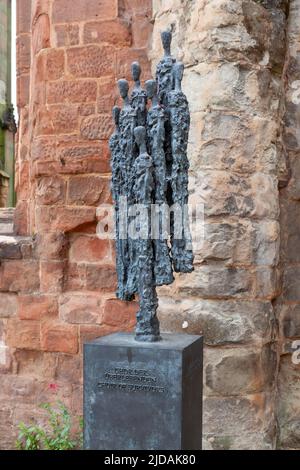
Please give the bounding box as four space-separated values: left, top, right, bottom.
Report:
0 0 299 450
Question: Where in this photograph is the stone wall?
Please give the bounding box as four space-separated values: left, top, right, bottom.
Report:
151 0 297 450
277 0 300 449
0 0 152 449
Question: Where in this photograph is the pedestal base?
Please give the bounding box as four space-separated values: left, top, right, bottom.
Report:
84 332 203 450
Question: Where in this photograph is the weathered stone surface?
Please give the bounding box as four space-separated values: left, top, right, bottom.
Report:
69 235 111 263
59 293 102 324
281 198 300 263
35 206 96 232
196 220 279 266
54 24 80 47
41 321 78 354
277 356 300 449
158 297 274 345
85 265 117 291
279 305 300 338
18 295 58 321
97 76 119 114
205 345 276 396
102 299 137 328
283 266 300 302
0 261 40 293
40 261 65 294
35 176 66 205
67 176 111 206
83 20 131 47
6 319 41 350
13 350 57 379
45 49 65 80
80 115 113 140
32 12 50 54
17 34 31 75
0 294 18 318
191 171 279 219
35 105 78 136
176 265 253 299
47 80 97 104
67 45 115 78
52 0 118 23
17 0 32 34
203 394 275 450
36 232 68 261
0 236 23 260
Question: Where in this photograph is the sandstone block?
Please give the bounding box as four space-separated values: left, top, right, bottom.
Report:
80 114 113 140
59 293 102 324
45 49 65 80
283 266 300 301
54 24 80 47
176 265 253 299
205 345 277 396
18 295 58 321
35 105 78 136
97 76 118 114
279 304 300 338
0 260 40 293
203 394 274 450
47 80 97 105
83 19 131 47
85 265 117 291
35 206 96 232
102 298 138 328
6 319 40 350
277 356 300 449
52 0 118 23
14 350 57 379
17 34 31 75
17 0 32 34
40 261 66 294
41 322 78 354
69 234 111 263
17 74 30 108
36 232 68 261
0 294 17 318
35 176 66 205
158 297 274 345
67 175 111 206
67 45 115 78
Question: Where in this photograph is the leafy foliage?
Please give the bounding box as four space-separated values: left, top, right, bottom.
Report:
16 402 83 451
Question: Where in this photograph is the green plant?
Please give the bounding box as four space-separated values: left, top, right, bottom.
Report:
16 402 83 451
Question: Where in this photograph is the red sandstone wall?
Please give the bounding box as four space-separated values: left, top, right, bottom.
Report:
0 0 152 449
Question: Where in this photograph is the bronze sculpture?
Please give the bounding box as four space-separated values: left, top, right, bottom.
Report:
109 31 194 342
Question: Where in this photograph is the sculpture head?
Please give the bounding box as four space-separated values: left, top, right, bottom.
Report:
134 126 147 151
174 62 184 85
161 30 172 57
112 106 120 127
145 80 157 100
131 62 141 83
118 79 129 100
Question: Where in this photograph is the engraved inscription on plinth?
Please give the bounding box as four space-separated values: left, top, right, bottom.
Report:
84 333 203 451
98 367 166 394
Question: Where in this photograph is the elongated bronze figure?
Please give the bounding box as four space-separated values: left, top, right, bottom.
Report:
109 31 194 342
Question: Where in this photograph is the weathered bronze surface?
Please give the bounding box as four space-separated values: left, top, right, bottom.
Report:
109 31 194 342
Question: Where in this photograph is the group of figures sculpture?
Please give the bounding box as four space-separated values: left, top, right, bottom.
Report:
109 31 194 342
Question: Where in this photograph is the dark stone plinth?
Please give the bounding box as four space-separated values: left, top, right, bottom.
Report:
84 332 203 450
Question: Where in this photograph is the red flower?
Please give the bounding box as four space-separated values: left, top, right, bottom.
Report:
49 383 58 392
